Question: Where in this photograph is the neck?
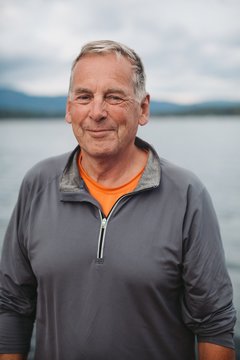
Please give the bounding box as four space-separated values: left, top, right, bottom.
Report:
80 145 148 188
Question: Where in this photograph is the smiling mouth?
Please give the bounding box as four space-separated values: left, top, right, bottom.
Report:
86 129 115 137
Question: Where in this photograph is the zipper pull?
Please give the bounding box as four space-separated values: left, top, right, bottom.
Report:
101 218 107 228
97 217 107 261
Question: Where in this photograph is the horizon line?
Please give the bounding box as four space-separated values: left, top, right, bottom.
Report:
1 86 240 106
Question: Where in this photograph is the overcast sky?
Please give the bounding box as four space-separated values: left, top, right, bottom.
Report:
0 0 240 103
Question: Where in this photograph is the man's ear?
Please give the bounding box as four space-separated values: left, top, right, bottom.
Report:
65 99 72 124
139 94 150 126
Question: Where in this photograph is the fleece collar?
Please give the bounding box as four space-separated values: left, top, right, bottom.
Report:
59 137 161 195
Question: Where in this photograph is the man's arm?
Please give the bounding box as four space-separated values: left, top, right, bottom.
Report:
0 355 26 360
181 185 236 350
198 343 236 360
0 177 36 355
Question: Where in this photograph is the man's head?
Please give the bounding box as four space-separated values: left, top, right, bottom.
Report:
66 40 149 161
68 40 147 103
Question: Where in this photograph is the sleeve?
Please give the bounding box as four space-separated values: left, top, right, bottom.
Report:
0 177 37 354
181 183 236 350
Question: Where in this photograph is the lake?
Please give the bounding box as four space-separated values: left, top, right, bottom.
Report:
0 116 239 357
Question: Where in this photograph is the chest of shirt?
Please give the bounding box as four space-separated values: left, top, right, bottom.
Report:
26 185 185 295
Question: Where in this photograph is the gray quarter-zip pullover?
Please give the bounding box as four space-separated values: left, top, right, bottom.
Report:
0 137 236 359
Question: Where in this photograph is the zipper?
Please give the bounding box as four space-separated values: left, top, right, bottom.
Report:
96 195 128 261
96 186 158 262
97 214 107 260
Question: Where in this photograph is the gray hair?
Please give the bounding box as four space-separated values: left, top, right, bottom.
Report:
68 40 147 102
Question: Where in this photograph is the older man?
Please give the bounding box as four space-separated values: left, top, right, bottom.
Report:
0 40 236 359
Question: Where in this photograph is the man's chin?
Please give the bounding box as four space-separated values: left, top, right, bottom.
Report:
80 145 118 159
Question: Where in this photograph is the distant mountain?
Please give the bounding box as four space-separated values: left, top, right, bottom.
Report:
0 88 240 118
0 88 67 117
150 99 240 116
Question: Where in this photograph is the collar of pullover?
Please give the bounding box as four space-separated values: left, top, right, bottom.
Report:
59 137 161 197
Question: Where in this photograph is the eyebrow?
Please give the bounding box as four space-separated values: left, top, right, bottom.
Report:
73 87 128 96
73 87 92 94
105 88 127 96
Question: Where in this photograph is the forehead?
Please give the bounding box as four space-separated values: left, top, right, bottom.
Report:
71 53 134 90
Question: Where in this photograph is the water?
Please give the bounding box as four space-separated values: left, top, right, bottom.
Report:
0 116 239 356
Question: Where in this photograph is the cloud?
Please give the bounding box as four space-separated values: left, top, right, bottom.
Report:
0 0 240 101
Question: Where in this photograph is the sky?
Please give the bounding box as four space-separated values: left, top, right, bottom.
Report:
0 0 240 103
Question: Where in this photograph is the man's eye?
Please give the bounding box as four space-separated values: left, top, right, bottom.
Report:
105 95 124 105
75 95 92 104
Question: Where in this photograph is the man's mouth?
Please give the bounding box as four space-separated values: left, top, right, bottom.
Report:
86 129 115 137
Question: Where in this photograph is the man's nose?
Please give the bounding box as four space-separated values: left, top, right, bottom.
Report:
89 97 107 121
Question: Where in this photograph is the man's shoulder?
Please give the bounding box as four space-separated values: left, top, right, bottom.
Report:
22 149 75 191
159 157 205 193
137 138 205 194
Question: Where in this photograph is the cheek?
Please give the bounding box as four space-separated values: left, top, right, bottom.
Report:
70 119 84 142
70 105 89 122
70 112 87 135
71 112 81 124
72 124 85 141
112 107 133 125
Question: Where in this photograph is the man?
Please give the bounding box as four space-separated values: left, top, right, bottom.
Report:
0 40 236 359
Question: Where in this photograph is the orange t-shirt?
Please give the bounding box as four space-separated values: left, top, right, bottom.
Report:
78 156 146 217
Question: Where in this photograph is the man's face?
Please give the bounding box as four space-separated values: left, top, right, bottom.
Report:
66 53 149 160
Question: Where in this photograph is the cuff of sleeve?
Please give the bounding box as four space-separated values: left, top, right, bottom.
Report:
197 332 235 350
0 312 34 354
